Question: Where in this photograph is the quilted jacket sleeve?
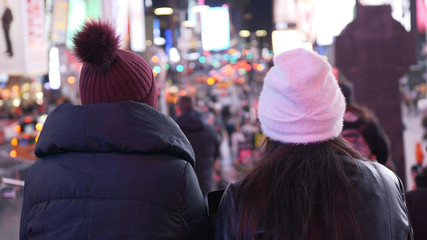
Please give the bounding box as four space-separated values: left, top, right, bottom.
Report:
181 162 212 239
214 183 238 240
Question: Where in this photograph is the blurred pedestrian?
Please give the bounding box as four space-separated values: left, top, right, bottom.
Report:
406 167 427 240
20 21 210 240
214 48 411 240
339 81 391 166
176 96 220 198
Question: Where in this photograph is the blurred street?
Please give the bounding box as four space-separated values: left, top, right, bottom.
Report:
0 106 425 239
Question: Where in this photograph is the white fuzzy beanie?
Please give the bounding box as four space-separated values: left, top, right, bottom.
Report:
257 48 345 144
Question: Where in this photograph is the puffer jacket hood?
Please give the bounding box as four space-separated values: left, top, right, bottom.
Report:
175 109 204 132
35 101 195 166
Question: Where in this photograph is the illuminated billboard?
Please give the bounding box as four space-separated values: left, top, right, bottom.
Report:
200 7 230 51
272 30 312 55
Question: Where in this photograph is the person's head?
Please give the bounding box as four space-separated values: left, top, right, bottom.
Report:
73 20 157 108
176 96 193 116
415 167 427 188
339 81 354 106
237 48 362 240
257 48 345 144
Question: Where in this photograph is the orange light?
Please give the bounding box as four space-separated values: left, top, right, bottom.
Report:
35 123 43 131
153 71 158 77
15 125 21 133
151 56 159 63
256 64 265 71
67 76 76 85
207 77 215 85
179 90 187 96
35 135 39 143
10 150 17 158
11 138 18 147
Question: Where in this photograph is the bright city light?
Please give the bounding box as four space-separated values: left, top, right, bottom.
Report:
255 30 267 37
176 65 184 72
154 7 173 15
239 30 251 38
49 47 61 90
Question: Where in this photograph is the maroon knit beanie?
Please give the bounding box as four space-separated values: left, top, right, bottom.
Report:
72 20 157 108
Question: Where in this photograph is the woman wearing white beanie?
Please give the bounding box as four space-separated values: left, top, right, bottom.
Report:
214 48 412 240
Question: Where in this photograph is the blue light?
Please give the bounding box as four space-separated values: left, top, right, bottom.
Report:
153 66 161 73
199 56 206 63
176 65 184 72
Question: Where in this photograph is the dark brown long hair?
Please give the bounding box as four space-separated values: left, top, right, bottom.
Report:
235 135 364 240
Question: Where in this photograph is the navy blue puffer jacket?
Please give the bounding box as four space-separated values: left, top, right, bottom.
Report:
20 101 211 240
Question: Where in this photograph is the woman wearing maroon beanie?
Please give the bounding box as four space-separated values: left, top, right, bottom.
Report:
19 20 210 240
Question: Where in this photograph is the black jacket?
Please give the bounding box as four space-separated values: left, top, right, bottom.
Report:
176 110 219 197
20 101 211 240
343 109 390 165
214 158 412 240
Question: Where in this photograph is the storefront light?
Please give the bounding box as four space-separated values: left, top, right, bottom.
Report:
192 5 209 13
12 99 21 107
36 92 43 99
169 48 181 63
182 20 197 28
23 93 30 100
255 30 268 37
239 30 251 38
154 7 173 15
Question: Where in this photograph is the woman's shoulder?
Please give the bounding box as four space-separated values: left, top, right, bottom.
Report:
349 158 405 200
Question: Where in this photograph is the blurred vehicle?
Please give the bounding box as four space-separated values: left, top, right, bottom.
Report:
9 115 47 161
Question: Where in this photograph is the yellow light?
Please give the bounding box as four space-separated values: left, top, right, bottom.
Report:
191 5 209 13
154 7 173 15
153 71 158 77
11 138 18 147
239 30 251 38
35 135 39 143
36 123 43 131
255 30 267 37
10 150 17 158
256 64 265 71
15 125 21 134
207 77 215 85
67 76 76 85
182 20 196 28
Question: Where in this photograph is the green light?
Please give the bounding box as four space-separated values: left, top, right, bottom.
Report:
199 56 206 63
247 52 253 59
163 63 170 70
176 65 184 72
224 54 231 61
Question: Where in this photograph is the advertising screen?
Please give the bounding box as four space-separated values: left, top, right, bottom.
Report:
201 7 230 51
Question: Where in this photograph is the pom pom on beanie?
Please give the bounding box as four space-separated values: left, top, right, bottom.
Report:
257 48 345 144
73 20 158 108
